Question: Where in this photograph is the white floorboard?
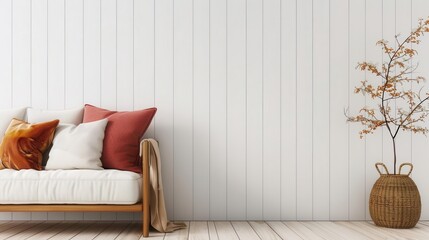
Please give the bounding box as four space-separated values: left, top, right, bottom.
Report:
0 221 427 239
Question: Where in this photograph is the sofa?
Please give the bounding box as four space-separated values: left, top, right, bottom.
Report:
0 106 156 237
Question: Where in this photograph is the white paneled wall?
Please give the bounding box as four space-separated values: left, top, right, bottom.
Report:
0 0 429 221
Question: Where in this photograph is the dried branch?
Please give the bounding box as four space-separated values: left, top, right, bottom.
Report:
346 16 429 174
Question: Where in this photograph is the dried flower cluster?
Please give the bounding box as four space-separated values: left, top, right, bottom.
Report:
347 17 429 174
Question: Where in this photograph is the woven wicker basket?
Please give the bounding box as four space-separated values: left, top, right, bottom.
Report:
369 162 421 228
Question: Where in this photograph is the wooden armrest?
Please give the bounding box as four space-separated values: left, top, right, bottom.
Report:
141 139 151 237
139 138 159 157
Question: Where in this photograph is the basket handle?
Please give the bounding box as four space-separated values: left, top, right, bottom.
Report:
399 163 413 176
375 162 389 175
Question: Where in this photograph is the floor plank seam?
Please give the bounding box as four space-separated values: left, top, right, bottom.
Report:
276 222 303 240
265 222 283 240
247 221 261 240
21 221 54 240
5 221 45 240
69 221 97 240
213 221 220 240
48 221 79 240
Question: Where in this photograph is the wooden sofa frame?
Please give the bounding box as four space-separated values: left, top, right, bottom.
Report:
0 141 151 237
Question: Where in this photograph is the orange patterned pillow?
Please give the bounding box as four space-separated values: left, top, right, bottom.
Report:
0 119 59 170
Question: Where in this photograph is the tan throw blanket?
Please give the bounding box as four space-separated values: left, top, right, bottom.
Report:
143 139 187 232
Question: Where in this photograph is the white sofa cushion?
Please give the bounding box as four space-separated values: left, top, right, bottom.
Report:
0 107 26 142
27 107 84 125
0 169 141 204
45 119 108 170
27 107 85 167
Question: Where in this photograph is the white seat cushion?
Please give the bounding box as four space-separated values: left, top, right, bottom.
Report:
0 169 141 204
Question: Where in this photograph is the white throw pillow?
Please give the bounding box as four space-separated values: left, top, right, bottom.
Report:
27 107 84 125
0 107 27 142
45 118 108 170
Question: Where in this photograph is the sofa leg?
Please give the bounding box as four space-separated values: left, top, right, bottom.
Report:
143 210 150 237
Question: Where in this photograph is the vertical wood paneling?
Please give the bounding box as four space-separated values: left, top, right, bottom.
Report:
12 212 30 221
263 0 281 220
296 0 313 220
226 0 246 220
247 0 263 221
84 0 101 107
0 0 12 111
99 0 117 220
116 0 134 220
12 0 31 108
382 0 396 173
100 0 116 110
330 0 349 220
173 0 193 220
395 0 412 172
155 0 175 219
47 0 65 220
64 212 82 221
11 0 31 220
63 0 81 217
47 0 65 110
281 0 297 220
349 0 366 220
312 0 330 220
30 0 48 220
411 0 429 220
365 0 383 220
31 212 47 221
116 0 133 112
193 0 210 220
117 213 133 221
65 0 83 109
134 0 155 138
47 211 64 222
3 0 429 221
31 0 48 110
209 0 227 221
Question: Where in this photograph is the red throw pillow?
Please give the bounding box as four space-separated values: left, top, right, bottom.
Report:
83 104 157 173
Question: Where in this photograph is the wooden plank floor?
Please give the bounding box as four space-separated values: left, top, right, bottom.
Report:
0 221 428 239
